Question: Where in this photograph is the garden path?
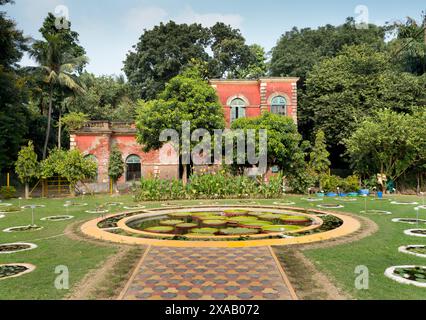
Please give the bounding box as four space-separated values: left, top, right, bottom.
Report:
119 246 297 300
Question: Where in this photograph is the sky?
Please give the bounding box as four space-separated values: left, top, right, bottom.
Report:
4 0 426 77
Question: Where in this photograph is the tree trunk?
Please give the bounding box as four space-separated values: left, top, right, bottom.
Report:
25 182 29 200
58 109 62 149
182 164 188 186
43 85 53 159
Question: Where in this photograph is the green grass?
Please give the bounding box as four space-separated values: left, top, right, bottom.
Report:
0 194 426 299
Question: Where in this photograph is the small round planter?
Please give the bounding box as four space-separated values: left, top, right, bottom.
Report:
273 201 296 206
404 229 426 238
144 226 174 234
175 223 198 233
301 198 323 202
317 204 344 209
399 245 426 258
123 205 146 210
85 209 109 214
0 264 36 281
3 225 44 233
359 210 392 215
0 243 38 254
280 215 311 225
392 218 426 225
391 201 419 205
40 215 74 222
64 203 88 207
21 205 45 209
384 266 426 288
0 206 23 214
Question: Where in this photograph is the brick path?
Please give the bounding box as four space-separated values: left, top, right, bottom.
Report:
119 246 297 300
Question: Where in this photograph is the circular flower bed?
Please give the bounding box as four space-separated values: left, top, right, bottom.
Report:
0 243 37 254
384 266 426 288
3 225 44 233
21 205 45 209
399 245 426 258
160 220 184 226
300 198 323 202
0 264 36 280
123 205 146 210
273 201 296 206
220 227 259 236
85 209 109 214
40 215 74 222
0 206 23 213
105 202 124 206
404 229 426 238
145 226 174 234
317 204 344 209
392 218 426 225
391 201 419 205
359 210 392 215
64 202 88 207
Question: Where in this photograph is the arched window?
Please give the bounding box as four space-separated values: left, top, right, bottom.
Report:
271 96 287 116
126 155 141 182
84 154 98 182
230 98 246 123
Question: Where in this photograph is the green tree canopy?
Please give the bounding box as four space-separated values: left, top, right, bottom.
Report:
309 129 330 174
15 141 39 198
108 146 124 183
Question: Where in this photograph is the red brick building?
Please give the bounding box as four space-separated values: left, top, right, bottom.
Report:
71 78 298 192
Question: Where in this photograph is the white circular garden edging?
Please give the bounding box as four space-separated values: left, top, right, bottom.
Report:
273 201 296 206
417 205 426 210
3 225 44 233
0 203 12 207
404 229 426 238
384 265 426 288
0 214 4 219
40 215 74 222
122 205 146 210
399 245 426 259
85 210 109 214
317 204 344 209
391 201 419 205
359 210 392 215
64 203 88 207
392 218 426 225
0 243 38 254
0 263 36 281
104 202 124 206
21 205 45 209
301 198 323 202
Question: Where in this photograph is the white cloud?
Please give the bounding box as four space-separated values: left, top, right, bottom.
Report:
174 5 243 29
123 6 168 32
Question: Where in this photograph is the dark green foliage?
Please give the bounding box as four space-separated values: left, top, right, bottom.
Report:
0 185 16 199
108 147 124 183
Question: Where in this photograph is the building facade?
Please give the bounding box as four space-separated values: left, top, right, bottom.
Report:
71 78 299 193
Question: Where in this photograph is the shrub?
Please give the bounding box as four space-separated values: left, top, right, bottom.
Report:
0 186 16 199
287 170 317 194
319 174 360 192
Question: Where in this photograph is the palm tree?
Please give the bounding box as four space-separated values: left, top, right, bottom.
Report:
29 34 86 158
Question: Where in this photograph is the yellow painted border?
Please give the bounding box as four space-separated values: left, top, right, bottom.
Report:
80 205 361 248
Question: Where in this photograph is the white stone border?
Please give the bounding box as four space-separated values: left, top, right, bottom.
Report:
122 205 146 210
85 209 109 214
273 201 296 206
384 265 426 288
317 204 344 209
3 225 44 233
391 201 419 205
399 245 426 258
359 210 392 215
392 218 426 225
64 203 88 207
0 263 36 281
0 203 12 207
0 214 4 219
105 202 124 206
0 243 38 254
301 198 323 202
404 229 426 238
417 205 426 210
21 205 45 209
0 208 23 214
40 215 74 222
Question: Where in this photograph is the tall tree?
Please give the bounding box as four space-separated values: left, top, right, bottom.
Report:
29 34 86 159
15 141 39 199
136 67 225 184
309 129 330 174
108 146 124 192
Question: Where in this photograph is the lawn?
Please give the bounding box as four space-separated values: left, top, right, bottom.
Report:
0 194 425 300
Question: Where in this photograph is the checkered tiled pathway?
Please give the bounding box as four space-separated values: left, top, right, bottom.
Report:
120 246 296 300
